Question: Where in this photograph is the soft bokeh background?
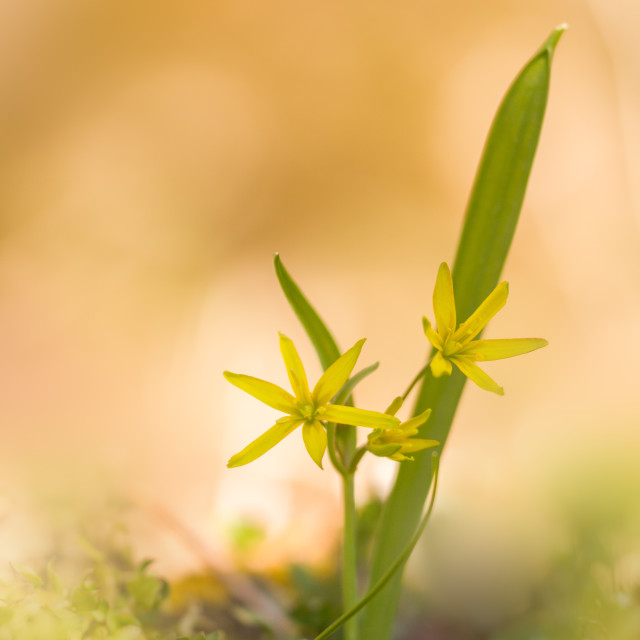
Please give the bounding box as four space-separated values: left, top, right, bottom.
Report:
1 0 640 630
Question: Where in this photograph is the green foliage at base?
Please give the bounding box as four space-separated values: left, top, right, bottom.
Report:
0 545 219 640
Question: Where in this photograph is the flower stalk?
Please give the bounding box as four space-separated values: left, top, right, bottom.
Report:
341 470 358 640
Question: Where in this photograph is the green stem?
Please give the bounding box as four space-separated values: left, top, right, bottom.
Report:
401 356 434 401
314 454 440 640
347 446 368 475
341 471 358 640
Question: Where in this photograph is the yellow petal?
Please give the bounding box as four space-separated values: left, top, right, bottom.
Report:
422 317 443 350
433 263 457 337
322 404 400 429
227 418 303 467
312 339 365 405
302 421 327 469
399 438 439 453
454 281 508 343
389 452 413 461
430 351 452 377
450 357 504 395
279 333 312 403
462 338 548 361
223 372 298 413
398 409 432 432
368 442 403 458
373 429 406 444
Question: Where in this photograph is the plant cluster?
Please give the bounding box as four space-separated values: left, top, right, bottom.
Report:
221 25 566 640
0 546 221 640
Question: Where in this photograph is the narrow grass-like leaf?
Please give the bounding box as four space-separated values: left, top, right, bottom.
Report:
274 253 361 638
333 362 380 406
11 564 43 589
360 25 565 640
274 252 341 370
274 253 357 458
313 454 440 640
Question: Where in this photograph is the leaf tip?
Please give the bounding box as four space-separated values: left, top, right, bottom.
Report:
354 337 367 352
541 23 568 58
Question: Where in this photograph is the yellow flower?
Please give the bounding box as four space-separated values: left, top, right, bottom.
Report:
224 334 400 468
423 262 548 395
367 409 438 462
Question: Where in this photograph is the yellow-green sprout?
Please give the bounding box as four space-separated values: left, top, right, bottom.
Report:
224 334 400 468
423 262 548 395
367 409 438 462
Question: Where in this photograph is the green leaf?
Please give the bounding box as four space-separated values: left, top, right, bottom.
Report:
274 253 341 370
76 534 105 563
127 574 169 611
274 253 358 461
452 23 566 321
360 25 566 640
71 585 100 612
12 563 43 588
332 362 379 406
47 559 66 596
138 558 155 572
313 455 440 640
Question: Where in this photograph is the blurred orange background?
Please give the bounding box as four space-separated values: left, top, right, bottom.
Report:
1 0 639 608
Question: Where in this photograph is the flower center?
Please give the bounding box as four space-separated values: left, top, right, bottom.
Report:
297 402 317 422
442 338 460 357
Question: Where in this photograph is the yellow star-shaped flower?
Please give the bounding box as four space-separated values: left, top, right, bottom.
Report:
422 262 548 395
367 409 438 462
224 334 400 468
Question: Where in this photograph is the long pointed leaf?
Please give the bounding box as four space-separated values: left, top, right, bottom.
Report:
333 363 380 406
274 253 358 458
274 253 341 370
361 25 565 640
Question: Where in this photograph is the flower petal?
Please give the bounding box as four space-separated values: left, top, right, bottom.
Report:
322 404 400 429
223 372 298 413
462 338 548 361
399 438 439 453
389 453 413 462
369 442 404 458
373 431 404 445
387 437 439 461
454 281 509 342
398 409 432 433
302 421 327 469
312 338 366 405
227 418 303 467
433 263 457 337
279 333 312 403
430 351 452 377
450 356 504 395
422 317 443 350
